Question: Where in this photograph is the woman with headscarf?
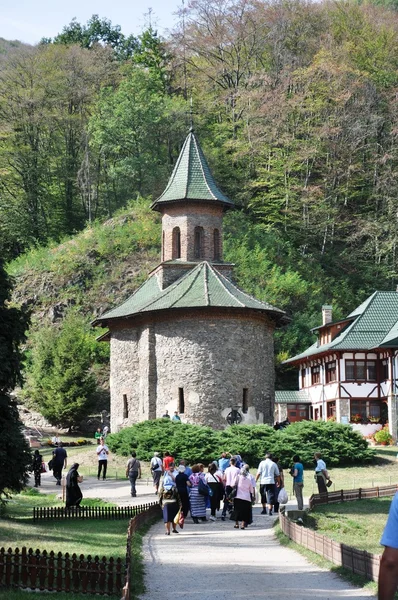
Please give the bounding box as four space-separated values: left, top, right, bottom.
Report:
232 464 254 529
175 464 191 518
158 471 182 535
31 449 43 487
65 463 83 508
205 462 223 521
189 464 208 523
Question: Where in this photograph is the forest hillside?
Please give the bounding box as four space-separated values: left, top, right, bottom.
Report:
3 1 398 413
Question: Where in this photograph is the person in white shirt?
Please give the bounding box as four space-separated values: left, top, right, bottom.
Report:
255 452 280 515
96 437 109 480
314 452 330 494
221 458 240 520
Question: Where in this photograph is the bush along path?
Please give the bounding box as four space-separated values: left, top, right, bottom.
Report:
139 508 375 600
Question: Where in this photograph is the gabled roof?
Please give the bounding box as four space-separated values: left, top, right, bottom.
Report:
93 261 288 327
151 129 233 210
284 290 398 363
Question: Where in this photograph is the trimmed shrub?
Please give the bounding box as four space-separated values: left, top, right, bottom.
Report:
106 419 219 465
107 420 375 468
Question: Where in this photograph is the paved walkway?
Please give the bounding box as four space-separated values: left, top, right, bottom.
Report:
140 509 375 600
31 473 376 598
30 470 159 505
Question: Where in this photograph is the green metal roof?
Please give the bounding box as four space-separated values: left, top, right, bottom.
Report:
284 291 398 363
275 390 311 404
151 129 233 210
93 261 288 326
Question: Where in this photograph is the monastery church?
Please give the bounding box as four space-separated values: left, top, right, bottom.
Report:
94 129 288 432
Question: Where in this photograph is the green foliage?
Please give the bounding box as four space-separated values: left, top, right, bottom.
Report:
24 312 98 429
0 396 32 499
107 419 220 465
374 426 393 445
0 260 31 499
107 420 375 468
273 421 374 467
48 14 138 60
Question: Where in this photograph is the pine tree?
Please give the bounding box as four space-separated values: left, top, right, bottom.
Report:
0 260 31 499
26 313 97 430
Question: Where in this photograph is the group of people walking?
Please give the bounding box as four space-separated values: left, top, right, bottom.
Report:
154 449 332 533
154 451 292 533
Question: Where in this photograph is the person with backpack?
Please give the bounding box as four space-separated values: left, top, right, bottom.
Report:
159 473 182 535
126 451 141 497
150 452 163 494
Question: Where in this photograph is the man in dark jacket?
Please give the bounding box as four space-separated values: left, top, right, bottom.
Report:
52 442 67 485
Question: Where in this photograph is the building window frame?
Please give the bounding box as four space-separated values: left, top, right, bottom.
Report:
242 388 248 414
311 365 320 385
178 388 185 414
213 229 220 260
345 359 377 382
172 227 181 259
350 398 381 421
194 226 204 259
381 359 389 381
123 394 128 419
325 361 336 383
301 368 306 388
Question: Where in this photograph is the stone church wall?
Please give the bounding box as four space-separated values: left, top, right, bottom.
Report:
110 312 276 431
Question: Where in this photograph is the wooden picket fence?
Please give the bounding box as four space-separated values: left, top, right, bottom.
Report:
280 483 398 582
0 547 123 595
279 511 381 581
308 484 398 509
1 502 161 597
33 502 158 521
121 504 161 600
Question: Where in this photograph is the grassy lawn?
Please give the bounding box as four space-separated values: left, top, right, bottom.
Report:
281 446 398 495
38 435 152 479
304 496 391 553
0 591 95 600
0 489 126 559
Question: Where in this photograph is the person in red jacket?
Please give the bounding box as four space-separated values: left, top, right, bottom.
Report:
163 451 175 471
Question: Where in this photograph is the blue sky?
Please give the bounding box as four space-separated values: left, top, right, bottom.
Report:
0 0 183 45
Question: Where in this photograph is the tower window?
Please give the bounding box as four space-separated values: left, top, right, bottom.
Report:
194 226 204 259
178 388 185 414
213 229 220 260
172 227 181 259
123 394 128 419
242 388 248 414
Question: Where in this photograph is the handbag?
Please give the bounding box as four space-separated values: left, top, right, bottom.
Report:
198 478 209 496
227 486 237 501
173 508 181 525
178 511 185 529
277 487 288 504
40 462 47 474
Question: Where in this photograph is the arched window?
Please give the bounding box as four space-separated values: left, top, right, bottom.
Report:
213 229 220 260
162 231 165 261
172 227 181 259
194 226 204 259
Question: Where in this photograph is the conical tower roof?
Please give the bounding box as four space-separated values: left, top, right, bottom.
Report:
93 261 288 327
151 129 233 210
